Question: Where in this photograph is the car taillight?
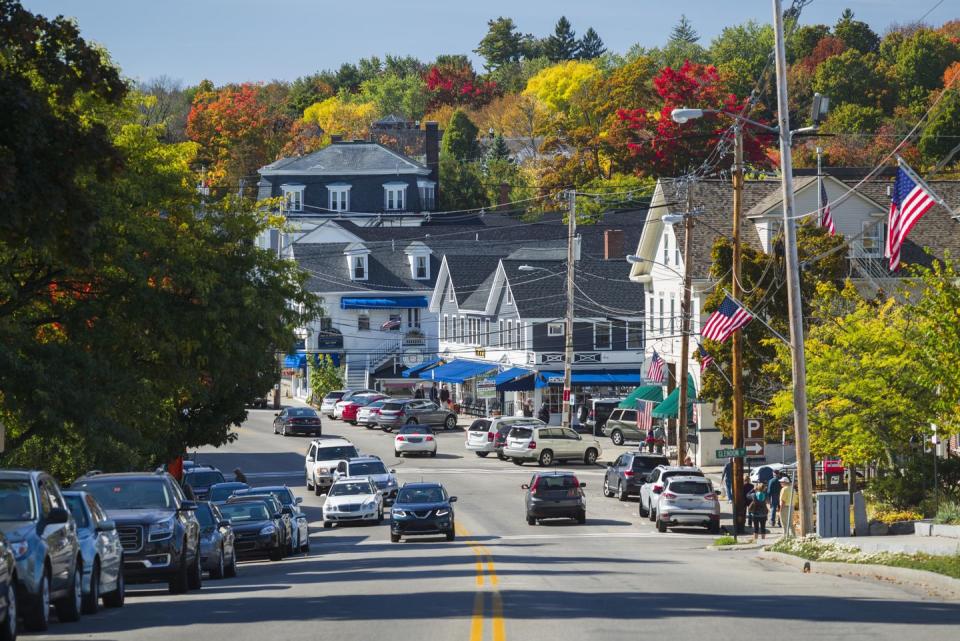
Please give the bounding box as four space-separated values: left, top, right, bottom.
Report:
426 436 434 441
623 471 634 477
654 484 663 492
663 492 677 499
528 441 537 449
372 409 380 415
396 436 405 441
704 493 717 501
589 410 595 418
397 410 405 417
529 478 540 492
487 432 494 441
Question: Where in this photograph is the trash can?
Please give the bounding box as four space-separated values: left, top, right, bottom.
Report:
816 491 850 538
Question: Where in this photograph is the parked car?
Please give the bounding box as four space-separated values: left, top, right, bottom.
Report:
602 407 647 446
239 486 309 553
654 476 721 533
0 531 17 641
749 463 796 484
0 470 82 631
603 452 670 501
378 399 458 432
231 490 304 554
182 466 225 501
389 483 456 543
217 502 283 561
638 466 704 521
322 477 384 528
62 491 125 613
226 495 292 556
357 398 390 429
523 471 587 525
332 457 398 505
71 472 202 595
503 426 601 467
194 502 237 579
465 417 544 458
582 398 622 435
394 424 437 458
339 394 388 425
304 439 360 496
273 407 322 437
321 390 377 418
208 482 250 504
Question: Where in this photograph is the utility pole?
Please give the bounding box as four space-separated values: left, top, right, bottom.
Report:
676 192 693 465
731 123 746 534
773 0 814 535
562 189 577 430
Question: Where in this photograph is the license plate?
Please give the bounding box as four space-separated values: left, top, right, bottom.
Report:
408 437 423 443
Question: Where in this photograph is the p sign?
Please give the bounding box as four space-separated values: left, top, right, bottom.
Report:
745 418 764 440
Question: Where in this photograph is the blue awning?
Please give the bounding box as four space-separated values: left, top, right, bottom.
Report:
284 353 307 368
534 370 643 388
495 367 535 392
402 357 444 378
340 296 429 309
427 359 499 384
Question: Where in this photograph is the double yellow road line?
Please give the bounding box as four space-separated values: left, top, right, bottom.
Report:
456 524 505 641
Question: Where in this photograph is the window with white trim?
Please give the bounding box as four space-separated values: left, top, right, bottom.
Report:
670 294 676 334
505 287 513 304
442 314 448 340
383 183 407 211
594 322 612 350
459 317 465 343
448 284 455 303
351 255 368 281
282 185 304 212
415 255 428 279
548 322 564 337
418 180 436 210
407 308 420 329
357 314 370 331
328 184 351 212
658 294 665 334
663 234 669 265
497 320 504 347
483 319 490 346
626 322 643 349
862 220 883 256
648 295 654 332
506 320 513 349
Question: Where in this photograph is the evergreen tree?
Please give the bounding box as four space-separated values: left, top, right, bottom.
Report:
545 16 579 61
834 8 879 53
441 109 480 161
486 134 512 163
475 17 526 70
670 14 700 44
578 27 606 59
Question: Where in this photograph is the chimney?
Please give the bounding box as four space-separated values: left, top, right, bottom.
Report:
604 229 624 261
498 182 510 211
424 121 440 203
330 134 343 143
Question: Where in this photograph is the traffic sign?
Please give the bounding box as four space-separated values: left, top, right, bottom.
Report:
745 418 764 439
745 439 765 458
716 448 747 458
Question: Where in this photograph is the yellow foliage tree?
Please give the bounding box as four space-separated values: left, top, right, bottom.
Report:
302 96 379 141
523 60 601 113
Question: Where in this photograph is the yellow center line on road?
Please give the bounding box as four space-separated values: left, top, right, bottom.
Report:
457 524 505 641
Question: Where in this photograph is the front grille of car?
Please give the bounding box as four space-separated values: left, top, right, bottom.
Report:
375 481 390 489
412 510 433 519
339 503 362 512
117 525 143 553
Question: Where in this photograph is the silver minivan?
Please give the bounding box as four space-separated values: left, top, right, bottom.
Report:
503 426 602 466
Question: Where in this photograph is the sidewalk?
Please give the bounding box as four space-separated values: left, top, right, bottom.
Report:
822 535 960 556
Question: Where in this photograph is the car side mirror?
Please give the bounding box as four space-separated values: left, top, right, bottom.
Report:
390 469 396 474
219 520 232 528
606 462 613 468
306 456 315 463
521 484 529 490
96 519 116 532
47 507 70 525
295 497 303 505
579 482 587 488
449 496 458 503
273 513 282 520
274 412 279 416
179 500 198 511
320 493 328 499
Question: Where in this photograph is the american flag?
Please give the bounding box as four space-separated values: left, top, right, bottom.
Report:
702 296 753 343
820 178 836 236
647 351 665 383
380 318 401 331
697 344 714 374
637 400 654 431
887 164 936 271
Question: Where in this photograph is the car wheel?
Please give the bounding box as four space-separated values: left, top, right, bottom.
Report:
269 547 283 562
445 529 456 541
349 421 356 425
576 510 587 525
306 474 313 491
611 430 624 446
476 452 489 458
82 561 100 614
444 416 457 430
617 482 628 502
282 424 288 437
23 568 49 631
394 450 401 458
187 548 202 590
300 537 310 554
390 533 400 543
314 479 323 496
211 548 225 579
383 426 393 433
169 547 190 594
55 562 82 622
225 548 238 577
649 506 657 522
497 452 506 461
512 459 524 466
429 450 437 458
603 478 614 498
583 448 598 465
538 450 554 466
526 515 536 526
639 498 649 517
0 579 15 641
323 521 332 529
657 516 668 533
102 568 124 608
708 522 721 535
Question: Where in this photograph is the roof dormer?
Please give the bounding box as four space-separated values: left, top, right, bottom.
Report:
404 241 432 280
344 243 371 281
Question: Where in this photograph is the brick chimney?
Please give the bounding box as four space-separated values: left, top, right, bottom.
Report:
424 121 440 203
330 134 343 143
498 182 510 211
604 229 624 261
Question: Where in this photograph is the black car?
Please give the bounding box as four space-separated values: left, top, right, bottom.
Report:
71 472 202 594
234 486 309 553
225 495 291 556
207 482 250 504
0 532 16 640
273 407 322 437
389 483 457 543
523 471 586 525
218 502 284 561
182 466 225 501
603 452 670 501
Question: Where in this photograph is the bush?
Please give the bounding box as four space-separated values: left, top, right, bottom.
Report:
863 455 960 511
869 507 923 524
934 500 960 525
713 535 737 546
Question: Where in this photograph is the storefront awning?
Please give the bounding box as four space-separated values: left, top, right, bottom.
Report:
427 359 499 384
402 357 444 378
534 370 643 388
494 367 535 391
340 296 429 309
651 374 697 418
284 353 307 368
618 384 664 408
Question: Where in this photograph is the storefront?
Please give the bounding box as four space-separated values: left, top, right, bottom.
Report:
426 359 500 414
534 370 644 417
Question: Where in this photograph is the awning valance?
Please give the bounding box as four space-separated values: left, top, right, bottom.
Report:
618 385 664 409
427 359 499 384
534 370 643 388
340 296 429 309
402 357 444 378
651 374 697 418
494 367 535 391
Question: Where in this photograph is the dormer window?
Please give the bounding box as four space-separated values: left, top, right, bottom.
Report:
415 256 428 279
328 183 351 212
383 182 407 211
282 184 305 212
404 241 431 280
344 243 370 281
418 180 436 210
352 256 366 280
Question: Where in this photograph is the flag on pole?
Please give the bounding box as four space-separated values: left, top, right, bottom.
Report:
380 318 401 331
887 162 937 271
647 351 664 383
702 295 754 343
819 178 836 235
697 344 714 374
637 400 653 432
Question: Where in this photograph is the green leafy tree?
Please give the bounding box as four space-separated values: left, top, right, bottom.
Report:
709 21 775 98
476 17 527 70
441 109 481 161
661 15 708 68
884 29 960 100
811 50 889 109
287 74 335 115
359 73 428 120
578 28 606 59
789 24 831 61
670 14 699 43
834 8 879 53
485 134 512 162
544 16 579 62
439 152 486 210
821 103 885 134
308 354 343 404
918 87 960 164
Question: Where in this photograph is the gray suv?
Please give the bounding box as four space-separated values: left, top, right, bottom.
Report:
0 470 83 631
377 399 458 432
603 452 670 500
603 408 646 446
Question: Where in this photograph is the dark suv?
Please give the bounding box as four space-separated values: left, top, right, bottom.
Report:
182 466 225 501
389 483 457 543
603 452 670 500
71 472 202 594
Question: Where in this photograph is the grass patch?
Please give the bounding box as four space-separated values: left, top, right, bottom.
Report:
770 537 960 580
713 535 738 546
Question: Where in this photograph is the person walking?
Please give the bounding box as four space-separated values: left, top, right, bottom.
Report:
779 474 796 536
537 402 550 424
439 385 450 407
766 472 784 527
233 467 248 484
522 399 534 418
747 482 769 541
429 384 438 404
414 385 424 399
722 459 734 503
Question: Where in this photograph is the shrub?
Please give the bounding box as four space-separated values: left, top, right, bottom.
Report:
869 506 923 525
713 535 737 546
934 500 960 525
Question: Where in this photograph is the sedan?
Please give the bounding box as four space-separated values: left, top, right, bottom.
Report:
394 425 437 458
378 399 458 432
523 472 586 525
217 503 283 561
340 394 387 425
62 491 125 613
195 502 237 579
273 407 322 437
322 478 383 528
357 398 390 429
208 482 250 504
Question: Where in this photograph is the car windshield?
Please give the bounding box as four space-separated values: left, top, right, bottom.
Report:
259 489 294 506
219 503 270 522
316 446 359 460
364 400 387 409
329 482 371 496
396 487 445 504
352 396 381 406
288 408 319 418
381 402 404 411
195 504 215 528
469 420 491 432
509 427 533 439
399 425 430 435
668 481 712 495
0 480 36 521
63 494 89 528
633 457 669 471
78 479 175 510
209 484 246 501
324 392 345 401
350 462 387 476
184 471 224 487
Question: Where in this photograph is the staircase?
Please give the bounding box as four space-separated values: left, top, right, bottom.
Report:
850 250 899 297
344 337 404 390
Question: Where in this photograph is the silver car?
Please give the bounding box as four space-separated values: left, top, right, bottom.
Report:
333 457 399 505
357 398 390 429
321 389 377 418
639 465 704 522
378 399 458 432
62 491 125 613
654 476 721 533
195 502 237 579
465 417 544 457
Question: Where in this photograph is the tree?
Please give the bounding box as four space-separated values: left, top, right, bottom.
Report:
671 15 699 43
821 103 885 134
523 60 600 113
302 96 378 140
287 74 335 116
578 28 606 59
424 58 499 109
485 134 512 163
834 8 879 53
662 15 708 68
439 152 486 210
811 50 889 109
544 16 579 62
476 17 527 70
138 76 193 142
789 24 831 61
360 73 428 120
885 29 960 99
918 66 960 165
308 355 343 404
709 20 775 98
441 109 480 161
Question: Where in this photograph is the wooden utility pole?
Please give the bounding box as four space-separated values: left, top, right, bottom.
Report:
676 192 694 465
562 189 577 430
731 124 746 533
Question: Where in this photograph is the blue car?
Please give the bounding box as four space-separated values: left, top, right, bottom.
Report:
389 482 457 543
62 491 125 613
207 482 249 504
0 531 17 641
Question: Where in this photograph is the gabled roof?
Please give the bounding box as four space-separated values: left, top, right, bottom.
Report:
745 175 887 218
259 141 430 176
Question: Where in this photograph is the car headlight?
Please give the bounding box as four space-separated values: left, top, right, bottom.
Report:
148 516 175 541
391 509 407 517
435 508 450 517
260 525 276 535
318 467 330 474
362 499 377 510
10 540 29 559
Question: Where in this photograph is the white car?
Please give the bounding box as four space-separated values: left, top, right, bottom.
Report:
464 416 544 457
322 477 384 527
639 465 704 521
320 389 376 418
502 425 601 466
655 476 721 533
394 424 437 457
357 398 390 429
749 463 796 484
305 438 360 496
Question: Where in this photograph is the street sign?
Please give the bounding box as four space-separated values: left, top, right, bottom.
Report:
745 439 765 458
745 418 764 439
716 448 747 458
477 378 496 400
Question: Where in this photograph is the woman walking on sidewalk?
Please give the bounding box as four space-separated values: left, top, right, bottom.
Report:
748 482 769 541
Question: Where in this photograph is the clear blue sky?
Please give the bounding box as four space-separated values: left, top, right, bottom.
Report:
21 0 955 86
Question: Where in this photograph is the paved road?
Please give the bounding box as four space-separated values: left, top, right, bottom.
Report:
32 406 960 641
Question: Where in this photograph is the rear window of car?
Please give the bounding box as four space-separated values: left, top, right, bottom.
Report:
316 446 359 460
667 481 712 495
185 471 225 487
288 408 318 418
509 427 533 439
324 392 345 400
399 425 430 435
364 400 387 409
632 456 669 471
662 470 704 482
349 461 387 476
534 475 578 489
469 420 492 432
382 402 404 411
209 484 245 501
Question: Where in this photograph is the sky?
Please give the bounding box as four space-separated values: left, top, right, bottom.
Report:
21 0 956 86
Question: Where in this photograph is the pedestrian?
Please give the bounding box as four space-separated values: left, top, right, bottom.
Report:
748 482 769 540
779 474 796 536
653 425 665 454
683 455 694 467
645 430 656 453
439 385 450 406
183 483 197 501
537 402 550 424
429 385 438 403
522 399 534 418
233 467 248 484
722 459 733 502
767 472 784 527
414 385 424 399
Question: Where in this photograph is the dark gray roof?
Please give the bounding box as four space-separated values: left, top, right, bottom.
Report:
295 243 437 293
259 141 429 176
443 255 504 306
503 258 644 318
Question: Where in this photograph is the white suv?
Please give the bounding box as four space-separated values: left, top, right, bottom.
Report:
503 425 602 466
305 438 360 496
639 465 704 522
464 417 544 457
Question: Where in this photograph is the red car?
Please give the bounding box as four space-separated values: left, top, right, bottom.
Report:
341 394 387 424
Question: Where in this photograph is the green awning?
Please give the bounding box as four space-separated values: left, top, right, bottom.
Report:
651 374 697 418
618 385 664 409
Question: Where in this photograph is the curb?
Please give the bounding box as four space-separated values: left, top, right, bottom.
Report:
756 550 960 600
708 536 782 551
